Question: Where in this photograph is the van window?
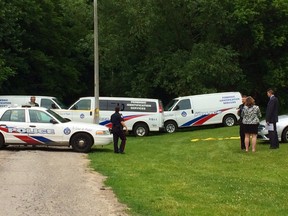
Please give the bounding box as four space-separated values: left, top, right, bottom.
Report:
41 99 56 109
175 99 191 110
107 101 125 111
71 99 91 110
100 100 108 110
104 100 157 112
165 99 178 111
52 98 67 109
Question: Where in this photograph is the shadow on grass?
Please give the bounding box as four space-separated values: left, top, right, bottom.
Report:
1 145 75 152
90 147 113 154
2 145 116 154
140 124 225 137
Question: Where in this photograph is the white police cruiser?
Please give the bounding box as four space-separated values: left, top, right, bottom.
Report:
0 106 112 152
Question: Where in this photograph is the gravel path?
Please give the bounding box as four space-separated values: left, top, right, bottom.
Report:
0 147 128 216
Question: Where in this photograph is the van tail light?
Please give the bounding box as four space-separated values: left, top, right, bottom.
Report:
159 101 163 113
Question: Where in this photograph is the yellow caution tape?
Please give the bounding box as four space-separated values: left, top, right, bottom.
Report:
191 136 240 142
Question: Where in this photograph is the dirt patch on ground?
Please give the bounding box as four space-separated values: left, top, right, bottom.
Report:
0 146 129 216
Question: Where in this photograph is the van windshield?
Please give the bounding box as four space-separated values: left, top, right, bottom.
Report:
53 98 67 109
164 99 179 111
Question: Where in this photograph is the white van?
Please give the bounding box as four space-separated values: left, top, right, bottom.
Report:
164 92 242 133
54 97 164 136
0 95 66 109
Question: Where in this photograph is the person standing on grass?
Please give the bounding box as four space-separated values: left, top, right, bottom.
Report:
241 96 261 152
110 106 128 154
266 88 279 149
237 94 247 150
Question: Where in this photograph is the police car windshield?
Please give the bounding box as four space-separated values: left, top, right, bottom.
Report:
47 109 70 123
164 99 179 111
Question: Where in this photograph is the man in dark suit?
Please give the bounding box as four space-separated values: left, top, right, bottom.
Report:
266 88 279 149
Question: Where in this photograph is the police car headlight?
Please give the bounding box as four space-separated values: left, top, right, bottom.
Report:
96 130 110 135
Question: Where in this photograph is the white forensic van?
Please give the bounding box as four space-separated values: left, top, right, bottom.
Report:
54 97 164 136
0 95 66 109
164 92 242 133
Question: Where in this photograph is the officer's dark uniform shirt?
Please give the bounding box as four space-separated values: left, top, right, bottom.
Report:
110 112 123 130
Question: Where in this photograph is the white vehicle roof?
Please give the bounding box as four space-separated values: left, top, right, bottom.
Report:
79 96 161 101
172 92 240 100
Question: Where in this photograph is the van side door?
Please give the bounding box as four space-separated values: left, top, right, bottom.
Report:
174 98 195 128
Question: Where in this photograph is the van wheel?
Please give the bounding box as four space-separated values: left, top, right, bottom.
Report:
165 121 177 133
223 115 236 127
71 133 93 153
281 127 288 143
133 123 149 136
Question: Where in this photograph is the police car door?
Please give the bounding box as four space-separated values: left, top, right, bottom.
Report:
174 98 195 128
28 110 63 145
69 99 92 123
0 109 28 143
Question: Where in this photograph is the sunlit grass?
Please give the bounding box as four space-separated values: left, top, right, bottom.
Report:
89 126 288 216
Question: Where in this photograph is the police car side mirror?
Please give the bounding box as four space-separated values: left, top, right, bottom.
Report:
50 119 58 124
174 105 179 111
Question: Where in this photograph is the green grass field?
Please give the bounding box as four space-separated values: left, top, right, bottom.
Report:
88 126 288 216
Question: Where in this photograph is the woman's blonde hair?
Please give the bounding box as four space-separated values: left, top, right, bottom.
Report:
245 96 255 107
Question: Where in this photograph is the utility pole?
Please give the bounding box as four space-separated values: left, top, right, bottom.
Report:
94 0 99 124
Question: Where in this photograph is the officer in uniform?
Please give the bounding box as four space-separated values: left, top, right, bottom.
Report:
110 106 128 154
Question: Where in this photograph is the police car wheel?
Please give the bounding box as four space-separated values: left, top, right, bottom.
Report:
165 121 177 133
223 115 236 127
133 123 148 136
0 134 5 149
281 127 288 143
71 133 93 153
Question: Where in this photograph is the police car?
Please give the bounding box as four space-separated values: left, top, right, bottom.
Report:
258 114 288 143
0 106 112 152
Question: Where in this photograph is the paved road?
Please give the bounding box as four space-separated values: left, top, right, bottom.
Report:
0 147 128 216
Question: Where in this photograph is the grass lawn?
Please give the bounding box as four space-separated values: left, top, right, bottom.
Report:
88 126 288 216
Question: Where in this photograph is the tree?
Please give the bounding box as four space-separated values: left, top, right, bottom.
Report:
0 0 93 103
0 1 21 85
